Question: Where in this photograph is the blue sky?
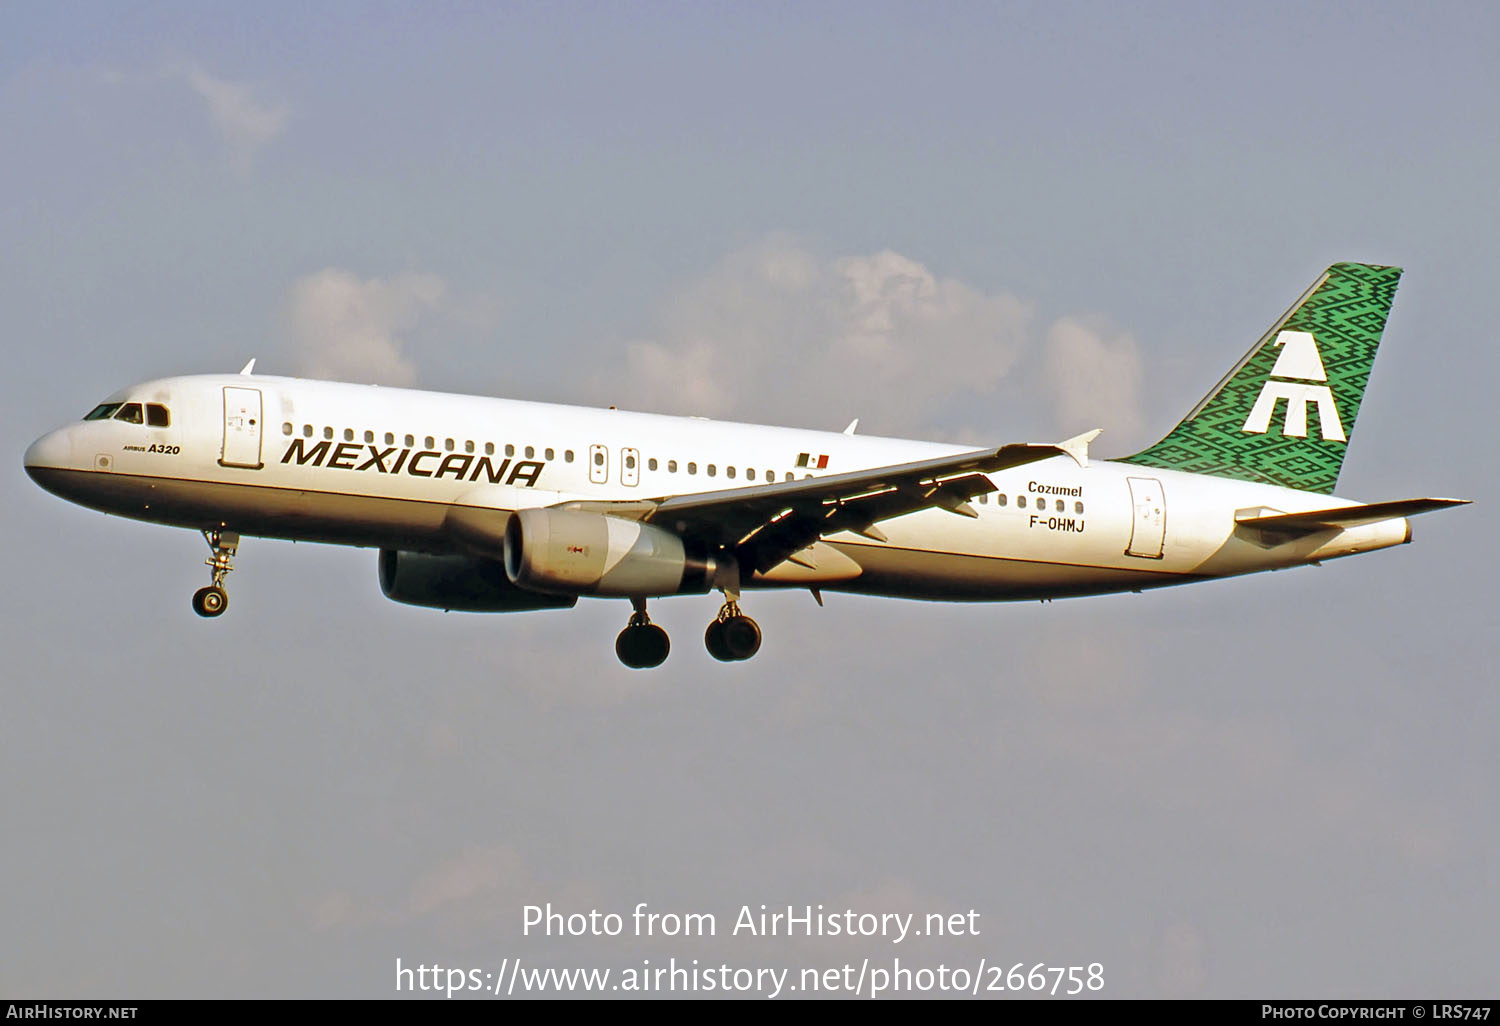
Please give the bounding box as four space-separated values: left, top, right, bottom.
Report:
3 1 1496 997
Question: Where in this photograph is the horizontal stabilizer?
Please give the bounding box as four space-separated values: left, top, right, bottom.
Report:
1235 497 1470 534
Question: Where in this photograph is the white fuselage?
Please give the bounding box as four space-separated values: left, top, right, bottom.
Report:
24 373 1410 602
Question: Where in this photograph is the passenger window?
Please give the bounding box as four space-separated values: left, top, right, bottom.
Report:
1018 495 1027 508
282 422 293 436
593 450 604 466
668 460 678 473
564 450 574 463
84 403 122 421
726 466 736 479
997 494 1007 507
688 462 697 475
746 468 755 481
648 457 658 471
1076 501 1084 514
484 442 494 455
323 426 334 440
978 493 987 504
304 425 314 438
144 404 170 427
506 444 515 457
445 438 455 452
113 403 144 424
385 432 395 445
424 436 435 449
465 440 474 453
785 472 793 482
525 446 534 459
707 464 716 477
545 448 554 460
365 430 375 443
343 428 354 441
625 453 636 469
404 434 415 447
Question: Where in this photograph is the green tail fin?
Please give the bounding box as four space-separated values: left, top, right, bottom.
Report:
1118 262 1402 494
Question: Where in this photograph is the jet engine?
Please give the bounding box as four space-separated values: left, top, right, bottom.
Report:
503 508 715 597
378 549 577 612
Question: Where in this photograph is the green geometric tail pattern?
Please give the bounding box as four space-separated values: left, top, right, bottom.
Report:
1117 262 1402 494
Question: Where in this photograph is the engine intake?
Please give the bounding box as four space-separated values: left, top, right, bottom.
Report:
504 508 714 597
379 549 577 612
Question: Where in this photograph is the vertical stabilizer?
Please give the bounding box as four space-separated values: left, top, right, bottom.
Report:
1118 262 1401 494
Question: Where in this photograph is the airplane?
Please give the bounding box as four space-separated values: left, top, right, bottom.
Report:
24 262 1468 668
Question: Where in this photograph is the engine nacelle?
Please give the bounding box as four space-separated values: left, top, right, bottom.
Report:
504 508 715 597
378 549 577 612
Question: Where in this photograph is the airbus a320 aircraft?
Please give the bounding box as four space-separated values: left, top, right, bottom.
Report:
25 262 1467 668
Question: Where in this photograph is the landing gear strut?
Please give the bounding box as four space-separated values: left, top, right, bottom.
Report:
192 528 238 618
704 600 761 662
703 556 761 662
616 598 670 669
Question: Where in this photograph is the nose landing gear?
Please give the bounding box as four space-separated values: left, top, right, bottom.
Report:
192 529 238 618
616 598 670 669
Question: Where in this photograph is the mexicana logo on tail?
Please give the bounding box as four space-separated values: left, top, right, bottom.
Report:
1118 262 1400 494
1241 330 1346 441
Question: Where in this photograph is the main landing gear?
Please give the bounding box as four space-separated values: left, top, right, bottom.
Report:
704 600 761 662
616 598 670 669
612 597 763 668
191 528 239 618
704 561 760 662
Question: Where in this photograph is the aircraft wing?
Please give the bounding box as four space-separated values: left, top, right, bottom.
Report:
563 430 1100 575
1235 497 1470 536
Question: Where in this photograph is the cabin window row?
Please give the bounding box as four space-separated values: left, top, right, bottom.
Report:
280 422 811 484
643 457 794 483
281 423 572 463
976 492 1085 514
273 422 1079 508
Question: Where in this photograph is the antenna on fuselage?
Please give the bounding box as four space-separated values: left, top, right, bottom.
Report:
238 359 257 376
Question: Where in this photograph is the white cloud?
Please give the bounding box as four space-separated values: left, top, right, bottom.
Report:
182 65 288 161
90 62 288 163
1041 315 1146 446
595 236 1152 446
600 236 1034 435
286 269 448 386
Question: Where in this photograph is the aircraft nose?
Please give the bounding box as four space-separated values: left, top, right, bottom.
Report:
24 428 72 478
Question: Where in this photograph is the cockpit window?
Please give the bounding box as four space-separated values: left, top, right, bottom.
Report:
145 403 170 427
113 403 144 424
84 403 122 421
